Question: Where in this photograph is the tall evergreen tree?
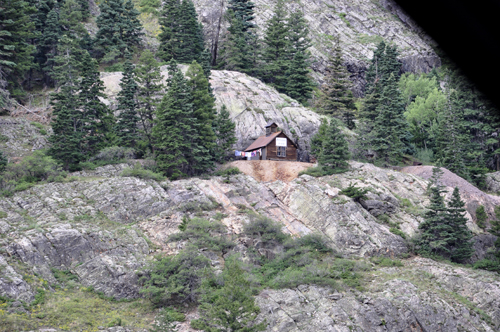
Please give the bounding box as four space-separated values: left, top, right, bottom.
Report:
212 104 236 163
218 11 251 73
261 0 289 92
286 10 311 57
94 0 144 61
136 50 164 152
0 0 36 100
284 51 313 104
157 0 181 61
447 187 474 263
228 0 256 32
59 0 87 38
39 9 61 85
153 60 196 179
368 73 410 164
48 35 84 170
418 167 452 257
319 35 356 129
116 61 140 148
78 51 111 157
318 118 350 174
186 61 216 174
310 118 328 160
158 0 204 63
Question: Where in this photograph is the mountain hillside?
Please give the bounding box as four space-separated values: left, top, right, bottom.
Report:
194 0 440 94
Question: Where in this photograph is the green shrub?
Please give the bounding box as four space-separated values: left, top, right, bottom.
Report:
339 183 369 202
371 257 404 267
243 214 288 245
0 210 7 218
299 166 328 177
473 259 500 272
104 63 124 72
214 166 241 176
79 161 98 170
51 268 79 284
120 163 165 181
140 246 213 306
168 218 235 252
390 227 407 239
0 150 66 194
295 233 333 253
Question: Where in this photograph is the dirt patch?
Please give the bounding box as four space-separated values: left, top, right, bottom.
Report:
401 166 500 221
228 160 314 182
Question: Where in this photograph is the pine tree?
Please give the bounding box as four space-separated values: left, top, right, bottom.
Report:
78 51 111 157
186 61 216 174
418 168 452 257
40 9 61 85
77 0 90 21
158 0 204 64
0 151 7 173
286 10 311 57
435 88 470 180
319 35 356 129
218 11 250 72
310 118 328 160
191 258 265 332
284 51 314 104
48 35 84 170
0 0 36 100
447 187 474 263
157 0 181 61
212 104 236 163
153 60 196 179
139 0 161 16
369 73 409 164
116 61 140 148
136 50 164 152
95 0 144 61
261 0 289 92
199 49 214 98
59 0 87 38
318 118 350 174
228 0 256 32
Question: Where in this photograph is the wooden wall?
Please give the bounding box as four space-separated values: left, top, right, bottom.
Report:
266 133 297 161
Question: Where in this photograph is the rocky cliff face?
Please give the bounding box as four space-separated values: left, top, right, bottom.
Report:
193 0 440 95
2 162 499 331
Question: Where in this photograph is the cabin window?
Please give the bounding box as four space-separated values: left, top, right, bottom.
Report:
277 146 286 157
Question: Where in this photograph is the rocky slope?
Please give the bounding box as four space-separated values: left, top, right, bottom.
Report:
193 0 440 95
2 161 500 331
101 67 323 159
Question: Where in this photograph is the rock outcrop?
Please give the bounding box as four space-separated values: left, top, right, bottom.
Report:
485 171 500 195
193 0 440 95
255 257 500 331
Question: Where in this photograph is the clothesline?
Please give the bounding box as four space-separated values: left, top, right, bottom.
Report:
235 148 262 157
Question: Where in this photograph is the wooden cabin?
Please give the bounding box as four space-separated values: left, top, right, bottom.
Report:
243 122 298 161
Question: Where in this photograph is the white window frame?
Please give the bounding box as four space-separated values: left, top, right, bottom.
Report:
277 146 286 157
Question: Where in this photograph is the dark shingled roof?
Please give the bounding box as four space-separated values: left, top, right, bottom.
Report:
265 121 278 127
244 132 281 152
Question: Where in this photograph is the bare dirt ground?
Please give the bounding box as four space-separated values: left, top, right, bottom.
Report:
401 165 500 220
227 160 315 182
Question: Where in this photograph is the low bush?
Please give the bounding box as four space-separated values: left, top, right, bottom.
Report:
390 227 407 239
0 150 66 195
214 166 241 177
339 183 369 202
120 163 165 181
299 166 328 177
168 218 235 252
243 214 288 246
473 259 500 272
140 246 213 306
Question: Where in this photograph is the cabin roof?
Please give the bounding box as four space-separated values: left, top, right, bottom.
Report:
244 131 297 152
265 121 278 128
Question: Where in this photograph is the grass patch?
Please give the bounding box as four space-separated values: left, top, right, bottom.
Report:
120 163 165 182
371 257 404 267
0 288 154 332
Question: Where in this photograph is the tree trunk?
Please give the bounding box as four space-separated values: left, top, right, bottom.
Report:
212 0 225 66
